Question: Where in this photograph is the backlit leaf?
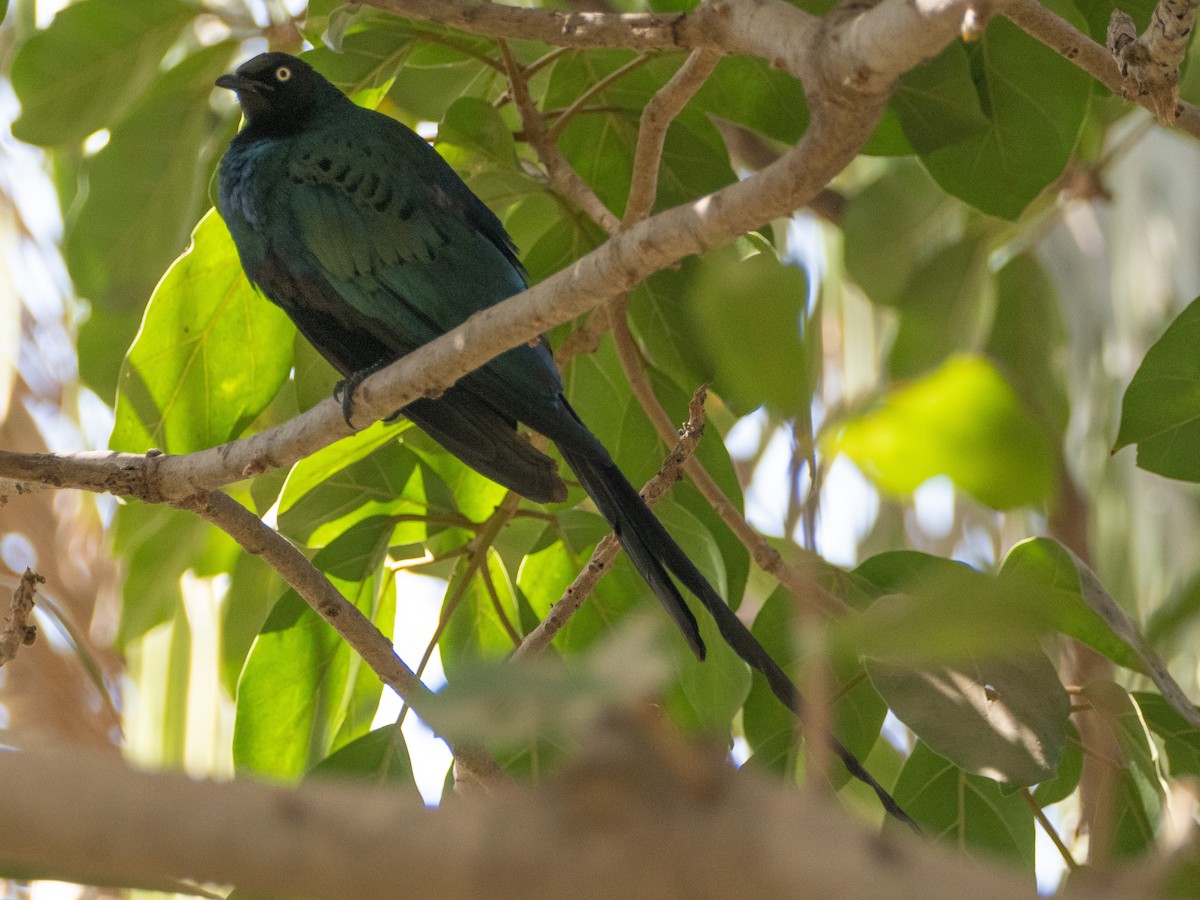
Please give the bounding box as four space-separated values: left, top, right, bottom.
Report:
828 355 1055 509
110 209 294 453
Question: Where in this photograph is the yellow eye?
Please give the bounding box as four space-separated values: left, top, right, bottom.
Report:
275 66 291 82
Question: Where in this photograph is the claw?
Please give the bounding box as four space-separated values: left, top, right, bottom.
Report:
333 373 363 428
334 358 394 428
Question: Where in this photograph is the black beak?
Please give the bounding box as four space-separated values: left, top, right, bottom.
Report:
215 73 269 94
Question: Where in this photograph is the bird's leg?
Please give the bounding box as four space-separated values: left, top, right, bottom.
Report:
333 358 394 428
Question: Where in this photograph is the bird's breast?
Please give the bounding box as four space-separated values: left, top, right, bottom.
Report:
218 138 288 235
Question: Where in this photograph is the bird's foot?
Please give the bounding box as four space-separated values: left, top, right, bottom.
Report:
333 360 390 428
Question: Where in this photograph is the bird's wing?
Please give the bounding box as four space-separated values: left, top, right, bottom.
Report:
281 122 581 444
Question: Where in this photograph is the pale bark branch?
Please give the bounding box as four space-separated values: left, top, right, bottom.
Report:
499 40 621 235
1004 0 1200 136
1108 0 1198 123
0 568 40 667
0 724 1085 900
624 48 721 227
178 489 506 790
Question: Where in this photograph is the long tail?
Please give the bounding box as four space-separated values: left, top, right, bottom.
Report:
558 433 919 832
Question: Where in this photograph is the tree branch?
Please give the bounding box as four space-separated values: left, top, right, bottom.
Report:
1004 0 1200 136
624 49 721 227
0 568 40 667
1108 0 1198 123
0 722 1071 900
177 489 506 790
499 40 622 235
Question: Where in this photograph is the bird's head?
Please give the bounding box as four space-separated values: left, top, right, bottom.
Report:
216 52 340 134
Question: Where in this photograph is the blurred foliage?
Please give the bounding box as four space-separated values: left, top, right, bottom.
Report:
6 0 1200 893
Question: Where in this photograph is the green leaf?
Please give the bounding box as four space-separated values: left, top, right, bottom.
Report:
865 650 1070 787
387 44 499 123
303 27 413 108
892 42 991 154
11 0 195 146
1076 681 1165 858
886 237 992 380
307 725 420 794
1032 722 1082 806
275 422 420 545
998 538 1142 671
1146 573 1200 646
113 501 238 644
109 209 295 454
985 254 1069 440
1001 539 1200 730
220 553 284 693
77 307 144 403
628 261 710 390
849 549 1075 787
234 520 394 780
234 590 344 780
438 96 519 172
828 355 1056 509
1134 691 1200 778
689 248 811 415
1115 296 1200 480
842 159 966 308
895 17 1092 219
886 741 1035 868
848 551 1056 660
438 549 520 679
689 55 808 145
65 43 239 313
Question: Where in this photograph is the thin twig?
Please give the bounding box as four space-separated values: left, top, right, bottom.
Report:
512 386 707 660
546 52 652 141
179 490 507 789
498 40 622 235
480 560 523 647
607 304 848 617
398 492 522 729
623 49 721 227
554 310 613 368
1107 0 1197 123
0 568 41 667
1004 0 1200 137
1021 788 1080 872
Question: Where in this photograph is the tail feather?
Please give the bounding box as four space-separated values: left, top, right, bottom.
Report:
559 443 706 660
558 434 921 832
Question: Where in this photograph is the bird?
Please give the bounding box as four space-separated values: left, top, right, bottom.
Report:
214 51 914 827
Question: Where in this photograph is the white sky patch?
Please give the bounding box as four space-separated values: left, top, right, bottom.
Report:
740 423 793 538
786 212 827 297
813 456 879 567
912 475 955 540
82 128 110 156
724 406 768 460
374 571 453 805
35 0 71 29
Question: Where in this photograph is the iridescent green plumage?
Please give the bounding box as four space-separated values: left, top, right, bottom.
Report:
214 52 918 827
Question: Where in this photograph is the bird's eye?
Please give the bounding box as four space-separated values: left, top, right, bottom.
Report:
275 66 291 83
